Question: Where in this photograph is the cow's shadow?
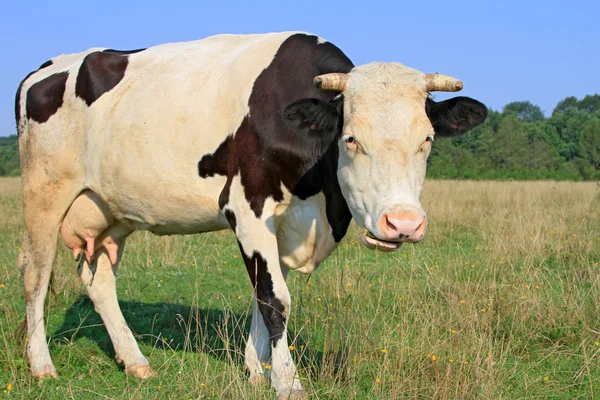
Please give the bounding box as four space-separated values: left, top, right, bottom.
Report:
51 297 351 380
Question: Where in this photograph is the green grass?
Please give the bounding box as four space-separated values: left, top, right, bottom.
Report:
1 178 599 399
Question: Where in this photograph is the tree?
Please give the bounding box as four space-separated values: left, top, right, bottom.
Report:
503 101 545 122
578 95 600 114
578 117 600 170
553 96 579 115
489 115 528 171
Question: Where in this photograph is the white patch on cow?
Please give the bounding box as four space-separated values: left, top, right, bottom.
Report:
316 36 328 45
277 193 339 274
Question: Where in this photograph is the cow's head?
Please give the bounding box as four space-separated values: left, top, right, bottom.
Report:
285 62 486 251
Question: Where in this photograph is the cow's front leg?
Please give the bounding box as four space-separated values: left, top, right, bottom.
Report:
239 245 304 399
230 209 305 399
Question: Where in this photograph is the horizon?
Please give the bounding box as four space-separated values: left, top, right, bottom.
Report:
1 0 598 137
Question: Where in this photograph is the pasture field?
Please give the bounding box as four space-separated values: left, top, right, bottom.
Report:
0 177 599 399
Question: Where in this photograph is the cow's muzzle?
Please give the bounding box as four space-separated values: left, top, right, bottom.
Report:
360 211 427 251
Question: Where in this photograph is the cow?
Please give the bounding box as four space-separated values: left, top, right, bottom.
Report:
16 31 486 399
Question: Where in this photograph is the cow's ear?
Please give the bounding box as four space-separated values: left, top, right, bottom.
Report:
283 98 341 136
426 96 487 137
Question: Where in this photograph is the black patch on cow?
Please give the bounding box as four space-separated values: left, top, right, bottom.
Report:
25 71 69 124
240 247 286 346
103 48 146 55
426 96 487 137
198 135 232 178
39 60 53 69
15 60 57 133
76 51 130 106
223 209 237 232
198 34 353 240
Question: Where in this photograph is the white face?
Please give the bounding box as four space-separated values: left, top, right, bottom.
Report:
336 63 435 251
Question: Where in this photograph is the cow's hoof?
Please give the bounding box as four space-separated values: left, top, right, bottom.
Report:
276 389 308 400
125 364 157 379
248 374 267 386
32 364 58 379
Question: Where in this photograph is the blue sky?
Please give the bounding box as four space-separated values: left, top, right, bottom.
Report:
1 0 598 136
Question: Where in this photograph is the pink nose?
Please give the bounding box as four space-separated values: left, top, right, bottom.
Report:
380 212 427 242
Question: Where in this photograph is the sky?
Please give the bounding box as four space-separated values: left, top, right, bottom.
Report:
1 0 598 136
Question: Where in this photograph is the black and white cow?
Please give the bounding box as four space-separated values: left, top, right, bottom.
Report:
16 32 486 399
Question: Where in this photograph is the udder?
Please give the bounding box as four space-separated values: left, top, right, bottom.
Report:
60 191 131 264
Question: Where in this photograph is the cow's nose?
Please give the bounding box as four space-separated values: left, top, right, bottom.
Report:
381 212 427 242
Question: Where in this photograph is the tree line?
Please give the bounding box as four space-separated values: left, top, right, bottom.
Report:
428 95 600 180
1 94 599 180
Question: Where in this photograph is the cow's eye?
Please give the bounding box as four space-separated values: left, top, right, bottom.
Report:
425 135 434 143
342 134 365 154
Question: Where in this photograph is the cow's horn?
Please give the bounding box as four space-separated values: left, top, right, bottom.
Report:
424 73 463 92
313 73 348 91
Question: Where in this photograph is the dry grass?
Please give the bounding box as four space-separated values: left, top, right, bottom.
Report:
0 177 599 399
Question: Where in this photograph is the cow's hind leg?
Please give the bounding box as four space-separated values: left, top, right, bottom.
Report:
78 238 155 378
20 183 82 378
19 232 59 378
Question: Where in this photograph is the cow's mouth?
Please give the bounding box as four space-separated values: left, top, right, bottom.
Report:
361 229 402 251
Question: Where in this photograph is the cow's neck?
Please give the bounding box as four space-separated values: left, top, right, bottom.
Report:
291 136 352 243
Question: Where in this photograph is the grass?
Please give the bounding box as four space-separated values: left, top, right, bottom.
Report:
0 177 599 399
